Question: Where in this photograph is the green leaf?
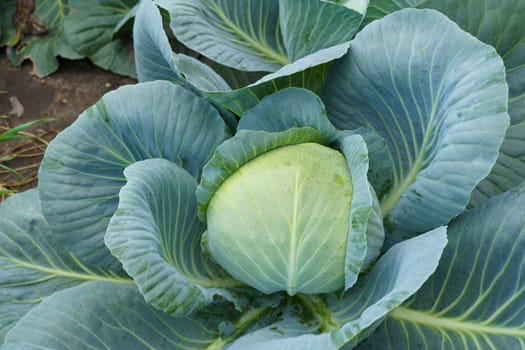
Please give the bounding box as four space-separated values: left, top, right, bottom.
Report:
2 282 226 349
238 87 339 141
197 127 329 221
87 37 136 77
105 159 240 316
339 127 394 200
133 0 183 83
322 9 509 239
472 124 525 205
279 0 364 61
339 134 375 288
228 227 447 349
358 183 525 349
6 0 82 77
0 1 16 46
364 0 421 24
421 0 525 204
366 0 525 206
206 43 349 115
133 0 229 91
174 54 232 92
0 190 132 342
135 1 349 116
157 0 289 72
62 0 137 76
63 0 137 57
38 81 230 271
206 142 354 295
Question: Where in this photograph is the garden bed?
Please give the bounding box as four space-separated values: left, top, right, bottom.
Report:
0 51 135 199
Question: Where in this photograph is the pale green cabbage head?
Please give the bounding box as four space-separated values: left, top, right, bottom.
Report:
206 143 353 295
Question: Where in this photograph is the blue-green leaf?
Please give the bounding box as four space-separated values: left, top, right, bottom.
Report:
279 0 364 62
134 0 230 91
157 0 288 72
105 159 241 316
358 183 525 349
338 128 393 199
228 227 447 349
0 190 132 342
472 124 525 205
339 134 375 288
322 8 509 239
63 0 137 56
63 0 137 77
205 50 342 115
238 87 339 141
38 81 230 271
2 282 226 349
133 0 182 83
366 0 525 207
135 1 351 116
5 0 82 77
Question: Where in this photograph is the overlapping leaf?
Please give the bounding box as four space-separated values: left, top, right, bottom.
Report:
238 90 391 194
365 0 525 206
0 190 132 342
159 0 288 72
358 182 525 349
237 87 339 140
279 0 364 61
105 159 241 316
38 81 230 271
63 0 138 77
4 0 82 77
136 0 363 115
322 9 509 240
133 0 230 91
1 282 226 349
228 228 447 349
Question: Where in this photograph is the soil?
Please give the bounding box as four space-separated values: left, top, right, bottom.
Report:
0 51 136 199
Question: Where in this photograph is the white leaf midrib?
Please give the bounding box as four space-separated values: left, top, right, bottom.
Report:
390 306 525 337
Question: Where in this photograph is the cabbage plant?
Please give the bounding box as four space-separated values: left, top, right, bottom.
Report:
1 0 524 349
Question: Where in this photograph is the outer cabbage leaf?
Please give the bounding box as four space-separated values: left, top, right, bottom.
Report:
0 190 132 342
322 9 508 240
63 0 137 77
105 159 242 316
133 0 230 91
338 134 376 288
136 0 362 116
38 81 230 271
365 0 525 206
157 0 287 72
205 48 346 115
422 0 525 205
0 1 16 46
237 87 339 141
472 124 525 205
338 128 393 200
358 182 525 349
227 227 447 349
278 0 364 62
4 0 82 77
1 282 227 349
155 0 365 73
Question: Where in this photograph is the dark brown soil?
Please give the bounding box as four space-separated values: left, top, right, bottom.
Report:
0 51 136 199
